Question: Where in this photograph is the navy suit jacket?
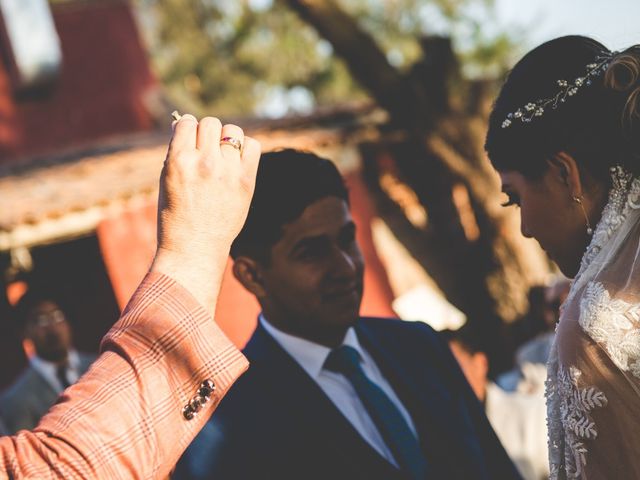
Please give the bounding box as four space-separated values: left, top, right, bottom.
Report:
177 318 521 480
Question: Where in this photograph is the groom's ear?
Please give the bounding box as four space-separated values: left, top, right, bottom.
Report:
232 256 267 298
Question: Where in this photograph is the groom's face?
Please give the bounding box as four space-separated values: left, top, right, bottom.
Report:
257 196 365 346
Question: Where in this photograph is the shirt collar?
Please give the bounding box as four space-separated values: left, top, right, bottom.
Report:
30 349 79 373
29 350 78 393
259 314 365 379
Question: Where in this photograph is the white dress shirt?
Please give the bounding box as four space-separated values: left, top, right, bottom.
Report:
260 315 417 466
30 350 82 394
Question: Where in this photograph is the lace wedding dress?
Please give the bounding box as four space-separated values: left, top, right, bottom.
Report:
547 167 640 479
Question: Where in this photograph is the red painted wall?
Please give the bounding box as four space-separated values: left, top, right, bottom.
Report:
0 0 156 161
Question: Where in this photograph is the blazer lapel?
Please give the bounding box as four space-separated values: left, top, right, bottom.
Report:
29 368 61 408
245 324 405 479
355 320 486 478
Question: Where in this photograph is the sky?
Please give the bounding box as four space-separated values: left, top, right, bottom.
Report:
0 0 62 84
494 0 640 51
247 0 640 52
254 0 640 117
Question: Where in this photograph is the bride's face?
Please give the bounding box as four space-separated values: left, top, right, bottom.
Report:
500 169 592 278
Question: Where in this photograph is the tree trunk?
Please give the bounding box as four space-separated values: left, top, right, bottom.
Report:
283 0 550 371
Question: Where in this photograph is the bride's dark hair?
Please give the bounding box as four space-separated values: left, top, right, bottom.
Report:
485 35 640 182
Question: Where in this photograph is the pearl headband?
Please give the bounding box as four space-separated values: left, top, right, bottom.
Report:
501 52 616 128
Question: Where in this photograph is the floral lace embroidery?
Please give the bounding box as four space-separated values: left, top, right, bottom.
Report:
547 167 640 478
570 168 640 302
580 282 640 379
548 365 608 479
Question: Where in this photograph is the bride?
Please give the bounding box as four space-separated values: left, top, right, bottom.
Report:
485 35 640 479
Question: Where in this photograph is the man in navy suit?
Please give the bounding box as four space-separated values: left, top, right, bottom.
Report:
176 149 519 480
0 290 95 433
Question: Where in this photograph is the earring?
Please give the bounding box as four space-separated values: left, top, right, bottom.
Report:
573 196 593 235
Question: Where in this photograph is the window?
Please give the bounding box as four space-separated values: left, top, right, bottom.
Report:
0 0 62 91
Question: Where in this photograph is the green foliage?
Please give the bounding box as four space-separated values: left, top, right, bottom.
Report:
335 0 524 77
134 0 522 117
135 0 364 117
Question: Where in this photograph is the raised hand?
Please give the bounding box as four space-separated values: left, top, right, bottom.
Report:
151 115 261 315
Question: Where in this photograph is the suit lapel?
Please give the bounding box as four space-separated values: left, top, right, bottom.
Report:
24 367 60 419
245 324 405 479
355 320 486 478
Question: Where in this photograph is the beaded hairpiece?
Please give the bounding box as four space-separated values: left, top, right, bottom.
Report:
501 51 616 128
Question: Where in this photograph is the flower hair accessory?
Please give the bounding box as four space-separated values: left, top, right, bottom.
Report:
501 52 616 128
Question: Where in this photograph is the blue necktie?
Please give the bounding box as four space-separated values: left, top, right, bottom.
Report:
324 345 427 479
56 364 71 389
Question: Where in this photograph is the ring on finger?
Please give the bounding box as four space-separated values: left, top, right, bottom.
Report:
220 136 243 152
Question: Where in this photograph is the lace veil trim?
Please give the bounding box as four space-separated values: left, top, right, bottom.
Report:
547 167 640 479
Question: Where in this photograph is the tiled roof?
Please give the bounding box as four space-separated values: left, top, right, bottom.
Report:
0 105 384 251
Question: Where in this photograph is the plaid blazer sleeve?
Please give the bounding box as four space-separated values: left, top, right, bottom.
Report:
0 272 249 479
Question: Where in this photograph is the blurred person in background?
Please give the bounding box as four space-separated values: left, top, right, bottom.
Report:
508 285 547 351
176 149 519 480
0 290 95 433
443 327 548 480
498 278 571 394
515 277 570 367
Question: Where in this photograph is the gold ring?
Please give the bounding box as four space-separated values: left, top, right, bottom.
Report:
220 136 242 152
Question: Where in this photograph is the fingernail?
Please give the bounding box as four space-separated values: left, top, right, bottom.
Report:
181 114 197 122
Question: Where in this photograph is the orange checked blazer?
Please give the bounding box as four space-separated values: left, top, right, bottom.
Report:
0 272 248 479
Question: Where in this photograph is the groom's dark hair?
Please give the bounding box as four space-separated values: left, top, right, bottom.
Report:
230 149 349 264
